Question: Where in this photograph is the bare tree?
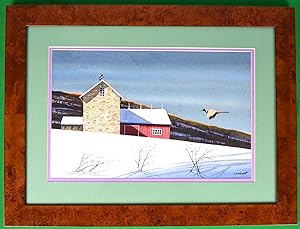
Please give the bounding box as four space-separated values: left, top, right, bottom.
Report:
134 143 155 172
185 145 213 178
68 152 108 176
117 142 156 178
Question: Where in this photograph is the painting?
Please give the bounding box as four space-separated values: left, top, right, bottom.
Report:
49 47 255 181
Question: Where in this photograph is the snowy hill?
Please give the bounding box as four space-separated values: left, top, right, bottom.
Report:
50 129 252 180
51 91 251 149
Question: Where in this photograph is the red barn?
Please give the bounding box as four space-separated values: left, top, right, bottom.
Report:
120 108 171 139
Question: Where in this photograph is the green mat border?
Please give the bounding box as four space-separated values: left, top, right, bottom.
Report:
27 26 274 204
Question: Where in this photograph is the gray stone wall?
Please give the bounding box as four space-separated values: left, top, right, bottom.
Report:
82 82 120 134
61 125 83 131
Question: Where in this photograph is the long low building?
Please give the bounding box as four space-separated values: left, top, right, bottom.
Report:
61 116 83 131
60 108 172 139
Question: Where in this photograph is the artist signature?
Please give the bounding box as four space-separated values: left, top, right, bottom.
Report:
234 171 248 176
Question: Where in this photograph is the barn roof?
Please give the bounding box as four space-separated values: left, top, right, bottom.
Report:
120 109 171 125
60 109 171 126
79 79 123 99
61 116 83 125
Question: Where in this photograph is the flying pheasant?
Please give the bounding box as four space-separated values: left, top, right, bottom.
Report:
202 108 229 120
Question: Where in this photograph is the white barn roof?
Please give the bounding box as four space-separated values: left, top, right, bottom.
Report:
60 109 171 126
121 109 171 125
61 116 83 125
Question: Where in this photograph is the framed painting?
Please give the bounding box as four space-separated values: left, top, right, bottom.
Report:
4 5 296 226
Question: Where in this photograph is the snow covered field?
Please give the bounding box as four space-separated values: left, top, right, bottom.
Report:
49 129 252 180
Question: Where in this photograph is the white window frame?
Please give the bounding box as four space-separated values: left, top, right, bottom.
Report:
99 87 105 96
152 128 162 136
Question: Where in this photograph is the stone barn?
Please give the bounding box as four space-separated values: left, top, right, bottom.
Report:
79 79 123 134
60 78 171 139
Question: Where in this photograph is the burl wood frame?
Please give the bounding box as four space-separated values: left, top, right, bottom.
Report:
5 5 296 226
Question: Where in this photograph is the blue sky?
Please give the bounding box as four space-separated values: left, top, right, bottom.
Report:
52 49 252 133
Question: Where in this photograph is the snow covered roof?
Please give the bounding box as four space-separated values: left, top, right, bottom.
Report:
61 116 83 125
60 109 171 126
79 79 123 99
120 109 171 125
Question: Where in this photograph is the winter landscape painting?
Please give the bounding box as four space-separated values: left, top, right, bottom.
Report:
49 47 255 182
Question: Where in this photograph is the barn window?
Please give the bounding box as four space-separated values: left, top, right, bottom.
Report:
99 87 105 96
152 128 162 135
